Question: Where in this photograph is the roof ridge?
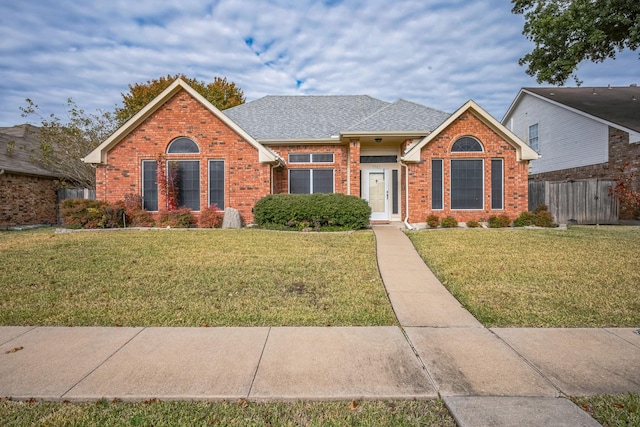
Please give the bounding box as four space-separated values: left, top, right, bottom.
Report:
347 99 397 129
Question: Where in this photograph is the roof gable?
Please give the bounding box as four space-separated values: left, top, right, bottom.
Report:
404 100 539 162
83 79 281 165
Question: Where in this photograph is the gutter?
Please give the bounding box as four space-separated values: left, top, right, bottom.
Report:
401 162 413 230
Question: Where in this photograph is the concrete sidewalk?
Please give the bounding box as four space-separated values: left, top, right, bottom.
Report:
1 225 639 426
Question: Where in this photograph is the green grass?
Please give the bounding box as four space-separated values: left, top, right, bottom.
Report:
572 393 640 427
406 226 640 327
0 399 456 426
0 228 396 327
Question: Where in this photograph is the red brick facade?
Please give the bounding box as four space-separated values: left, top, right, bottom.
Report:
0 173 58 228
95 89 272 223
529 127 640 219
407 112 529 223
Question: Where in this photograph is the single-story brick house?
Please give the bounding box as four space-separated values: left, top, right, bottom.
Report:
0 124 61 228
84 78 538 226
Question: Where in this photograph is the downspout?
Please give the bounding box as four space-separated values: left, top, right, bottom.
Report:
401 162 413 230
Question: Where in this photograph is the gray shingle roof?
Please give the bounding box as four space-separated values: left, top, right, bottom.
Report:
347 99 450 132
0 125 61 178
526 86 640 133
223 95 450 140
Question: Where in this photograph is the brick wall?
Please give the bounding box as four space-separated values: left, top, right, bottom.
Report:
408 111 529 223
0 173 58 228
95 89 272 223
530 127 640 219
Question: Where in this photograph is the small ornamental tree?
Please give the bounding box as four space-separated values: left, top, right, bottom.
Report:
610 163 640 219
156 154 179 210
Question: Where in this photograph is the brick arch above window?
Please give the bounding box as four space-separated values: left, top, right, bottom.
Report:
167 137 199 154
451 136 483 152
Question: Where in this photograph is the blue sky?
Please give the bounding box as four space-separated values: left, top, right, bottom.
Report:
0 0 638 127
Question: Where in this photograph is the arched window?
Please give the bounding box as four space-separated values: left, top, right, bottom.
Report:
451 136 483 152
167 137 199 154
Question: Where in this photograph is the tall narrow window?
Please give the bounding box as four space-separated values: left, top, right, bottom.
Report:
451 159 483 209
528 124 539 151
432 159 443 210
209 160 224 210
491 159 504 210
170 161 200 211
142 160 158 211
392 169 399 214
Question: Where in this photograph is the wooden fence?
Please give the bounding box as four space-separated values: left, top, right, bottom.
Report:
528 179 619 225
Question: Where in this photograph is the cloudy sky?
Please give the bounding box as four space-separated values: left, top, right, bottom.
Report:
1 0 637 128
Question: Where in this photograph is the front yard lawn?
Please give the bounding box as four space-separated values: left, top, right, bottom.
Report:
0 228 396 327
0 399 455 427
407 226 640 327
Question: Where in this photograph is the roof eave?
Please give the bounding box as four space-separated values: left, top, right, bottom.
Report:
340 130 429 138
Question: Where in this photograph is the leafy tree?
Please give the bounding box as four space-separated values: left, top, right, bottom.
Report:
20 98 117 189
512 0 640 85
115 74 245 125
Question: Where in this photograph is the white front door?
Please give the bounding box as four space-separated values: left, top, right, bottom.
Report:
365 169 388 221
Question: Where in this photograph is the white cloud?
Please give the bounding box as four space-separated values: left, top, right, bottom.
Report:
0 0 638 127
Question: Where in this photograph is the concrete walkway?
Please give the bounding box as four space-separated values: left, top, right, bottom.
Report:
1 225 639 426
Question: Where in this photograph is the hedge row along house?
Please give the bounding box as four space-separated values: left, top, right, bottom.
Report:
84 79 538 226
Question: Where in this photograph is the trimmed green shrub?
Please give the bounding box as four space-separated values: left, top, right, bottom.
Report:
253 193 371 230
426 214 440 228
101 201 126 228
466 219 480 228
199 205 224 228
61 199 128 229
534 210 555 227
61 199 108 228
158 208 195 228
128 209 156 227
534 204 549 214
441 216 458 228
513 211 536 227
488 214 511 228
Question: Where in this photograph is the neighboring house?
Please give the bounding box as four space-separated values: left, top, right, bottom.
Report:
0 124 61 228
84 78 537 226
503 86 640 219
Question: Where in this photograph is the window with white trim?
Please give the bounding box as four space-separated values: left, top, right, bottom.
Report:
142 160 158 211
208 160 224 210
431 159 443 210
528 123 539 151
289 153 334 163
451 159 484 209
170 160 200 211
289 169 334 194
491 159 504 210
